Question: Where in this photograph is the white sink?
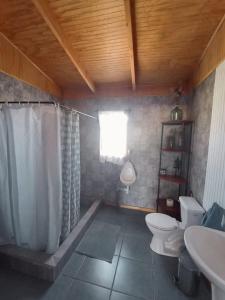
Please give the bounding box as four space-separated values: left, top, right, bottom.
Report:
184 226 225 300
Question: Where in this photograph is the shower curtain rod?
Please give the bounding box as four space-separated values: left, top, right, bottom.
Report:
0 101 97 120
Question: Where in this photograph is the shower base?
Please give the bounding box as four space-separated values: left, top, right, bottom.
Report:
0 200 101 282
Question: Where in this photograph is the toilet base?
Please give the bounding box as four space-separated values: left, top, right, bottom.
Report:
150 235 180 257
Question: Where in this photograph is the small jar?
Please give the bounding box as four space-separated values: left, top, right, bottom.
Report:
166 198 174 207
166 135 175 149
170 105 183 121
176 131 183 149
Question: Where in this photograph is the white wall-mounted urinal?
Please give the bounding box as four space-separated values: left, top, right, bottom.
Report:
120 160 136 193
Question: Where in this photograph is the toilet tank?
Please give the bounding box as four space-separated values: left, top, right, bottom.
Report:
179 196 205 229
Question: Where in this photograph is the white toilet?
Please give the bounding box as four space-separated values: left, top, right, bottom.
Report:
145 196 205 257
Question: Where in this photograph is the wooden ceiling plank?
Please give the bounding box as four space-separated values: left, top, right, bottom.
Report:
32 0 95 92
124 0 136 91
199 14 225 64
191 13 225 86
0 32 61 98
2 0 225 91
135 0 225 88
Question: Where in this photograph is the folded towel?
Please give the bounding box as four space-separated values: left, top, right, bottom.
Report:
201 202 225 231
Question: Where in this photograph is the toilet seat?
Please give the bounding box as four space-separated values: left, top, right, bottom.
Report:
146 213 178 231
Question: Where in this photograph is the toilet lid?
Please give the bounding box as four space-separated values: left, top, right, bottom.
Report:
146 213 178 231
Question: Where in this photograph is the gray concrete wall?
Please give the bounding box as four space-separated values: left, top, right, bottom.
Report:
0 68 216 209
0 70 215 208
0 72 58 102
189 72 215 203
65 96 189 209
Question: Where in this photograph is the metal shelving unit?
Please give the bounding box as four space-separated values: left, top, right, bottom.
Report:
156 120 193 220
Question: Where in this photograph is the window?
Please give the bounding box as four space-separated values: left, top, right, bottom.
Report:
98 111 128 164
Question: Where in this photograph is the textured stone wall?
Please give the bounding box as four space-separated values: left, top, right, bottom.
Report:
0 70 215 208
0 72 58 102
65 96 189 209
189 72 215 203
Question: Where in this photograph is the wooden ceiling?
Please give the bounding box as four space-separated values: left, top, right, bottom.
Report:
0 0 225 98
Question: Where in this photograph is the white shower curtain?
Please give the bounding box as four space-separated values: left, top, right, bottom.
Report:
0 105 62 254
60 111 80 242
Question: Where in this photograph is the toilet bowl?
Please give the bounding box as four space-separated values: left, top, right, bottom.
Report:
145 197 205 257
146 213 182 257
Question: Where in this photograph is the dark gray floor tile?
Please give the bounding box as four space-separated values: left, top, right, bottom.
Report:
67 279 110 300
152 259 208 300
95 206 125 226
41 275 74 300
120 233 153 264
152 250 182 299
152 251 178 275
154 284 197 300
119 208 147 219
0 206 210 300
154 288 188 300
0 268 50 300
114 235 123 255
121 215 149 236
153 263 180 300
62 253 85 278
76 255 119 288
76 221 120 262
113 257 154 300
154 273 211 300
110 291 141 300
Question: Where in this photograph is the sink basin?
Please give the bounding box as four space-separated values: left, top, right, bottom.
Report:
185 226 225 300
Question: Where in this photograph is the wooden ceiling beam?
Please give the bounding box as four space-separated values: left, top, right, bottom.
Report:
191 14 225 87
124 0 136 91
32 0 95 93
0 32 61 98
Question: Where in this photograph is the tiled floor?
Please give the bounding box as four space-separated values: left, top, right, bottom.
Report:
0 205 211 300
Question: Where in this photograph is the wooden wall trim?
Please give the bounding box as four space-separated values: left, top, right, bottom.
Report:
124 0 136 91
63 84 175 100
0 33 61 98
192 14 225 87
105 202 155 213
119 204 155 213
32 0 95 93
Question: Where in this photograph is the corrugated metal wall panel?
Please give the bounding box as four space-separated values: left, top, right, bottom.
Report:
203 61 225 210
